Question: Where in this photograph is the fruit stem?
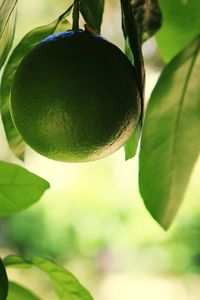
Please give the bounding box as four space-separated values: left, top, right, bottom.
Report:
72 0 80 31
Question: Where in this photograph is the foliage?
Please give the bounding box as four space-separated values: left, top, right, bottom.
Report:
0 0 199 298
132 0 162 42
80 0 104 33
8 282 41 300
3 255 93 300
0 0 17 69
0 258 8 300
156 0 200 62
139 35 200 229
0 161 49 217
0 12 71 160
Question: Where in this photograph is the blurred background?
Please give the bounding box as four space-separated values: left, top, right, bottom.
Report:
1 0 200 299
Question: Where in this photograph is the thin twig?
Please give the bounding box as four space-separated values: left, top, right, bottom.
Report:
72 0 80 31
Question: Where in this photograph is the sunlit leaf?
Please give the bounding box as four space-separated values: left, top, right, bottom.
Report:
8 282 41 300
156 0 200 62
32 257 94 300
0 0 18 69
4 255 94 300
139 35 200 229
124 127 140 160
0 17 70 160
0 161 49 217
3 255 31 269
80 0 104 33
132 0 162 42
0 258 8 300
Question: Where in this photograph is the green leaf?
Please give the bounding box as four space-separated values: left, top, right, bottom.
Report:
3 255 31 269
156 0 200 62
121 1 145 159
139 35 200 229
0 17 70 160
4 256 94 300
132 0 162 42
8 282 41 300
0 258 8 300
121 0 145 94
80 0 104 34
0 0 18 69
0 161 50 217
32 257 94 300
124 127 140 160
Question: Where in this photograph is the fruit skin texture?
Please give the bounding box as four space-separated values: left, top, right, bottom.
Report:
11 30 140 162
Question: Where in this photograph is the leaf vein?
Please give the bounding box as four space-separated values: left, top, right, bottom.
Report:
164 40 200 222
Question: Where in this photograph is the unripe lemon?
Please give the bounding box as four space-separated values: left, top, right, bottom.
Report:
11 30 140 162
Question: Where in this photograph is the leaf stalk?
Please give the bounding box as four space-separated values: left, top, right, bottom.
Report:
72 0 80 31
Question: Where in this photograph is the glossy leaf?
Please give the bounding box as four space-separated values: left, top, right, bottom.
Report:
139 35 200 229
0 161 49 217
156 0 200 62
4 255 94 300
0 17 70 160
0 0 17 69
8 282 41 300
132 0 162 42
0 258 8 300
80 0 104 33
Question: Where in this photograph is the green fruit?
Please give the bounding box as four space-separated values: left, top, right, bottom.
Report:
11 30 140 162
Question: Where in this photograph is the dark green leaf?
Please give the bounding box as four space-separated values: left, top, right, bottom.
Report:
121 1 145 159
124 39 141 160
132 0 162 42
139 35 200 229
0 258 8 300
80 0 104 33
32 257 94 300
0 0 18 69
4 255 94 300
0 17 70 160
156 0 200 62
8 282 41 300
0 161 50 217
121 0 145 93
